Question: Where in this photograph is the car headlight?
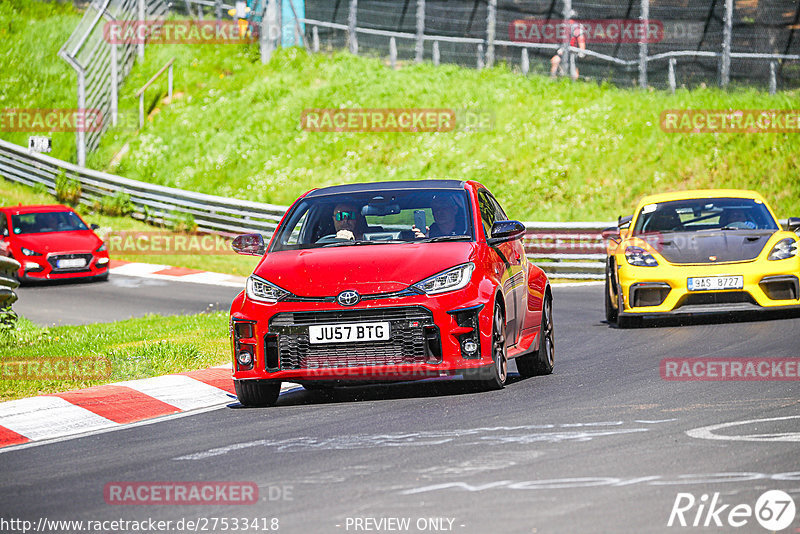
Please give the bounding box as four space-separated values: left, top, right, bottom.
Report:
246 275 291 303
96 242 107 252
767 238 798 261
625 246 659 267
412 263 474 295
21 247 41 256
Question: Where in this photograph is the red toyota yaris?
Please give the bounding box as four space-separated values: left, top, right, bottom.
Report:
0 204 109 282
229 180 554 406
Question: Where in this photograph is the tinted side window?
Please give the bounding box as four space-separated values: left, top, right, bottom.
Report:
477 190 500 238
0 214 7 236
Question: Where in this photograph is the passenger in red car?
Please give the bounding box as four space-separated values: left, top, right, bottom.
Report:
413 195 464 238
332 203 366 240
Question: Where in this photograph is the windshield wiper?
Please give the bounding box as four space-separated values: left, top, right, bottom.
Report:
421 235 472 243
321 239 401 247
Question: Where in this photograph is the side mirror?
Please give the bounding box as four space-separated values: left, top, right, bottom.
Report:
602 227 621 243
618 214 633 229
90 223 100 230
787 217 800 232
488 220 526 245
232 233 266 256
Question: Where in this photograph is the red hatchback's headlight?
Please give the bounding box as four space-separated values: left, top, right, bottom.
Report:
246 275 292 303
412 263 474 295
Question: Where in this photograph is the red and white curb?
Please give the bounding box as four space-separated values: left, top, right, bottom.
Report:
0 365 301 451
110 261 247 288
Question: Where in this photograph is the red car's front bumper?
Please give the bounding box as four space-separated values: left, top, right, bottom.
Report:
19 251 110 281
230 287 498 383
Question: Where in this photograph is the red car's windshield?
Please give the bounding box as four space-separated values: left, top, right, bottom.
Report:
10 211 88 235
270 189 474 252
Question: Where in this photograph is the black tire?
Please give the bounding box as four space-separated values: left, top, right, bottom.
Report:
604 263 618 324
234 379 281 407
477 304 508 390
517 294 554 377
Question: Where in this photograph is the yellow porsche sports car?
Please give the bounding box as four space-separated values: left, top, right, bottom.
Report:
603 189 800 327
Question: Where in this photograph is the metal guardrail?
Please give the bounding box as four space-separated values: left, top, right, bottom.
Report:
6 138 791 280
0 139 286 235
0 256 21 328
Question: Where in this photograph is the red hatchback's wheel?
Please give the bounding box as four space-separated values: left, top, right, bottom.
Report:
517 294 554 377
234 379 281 407
478 304 507 390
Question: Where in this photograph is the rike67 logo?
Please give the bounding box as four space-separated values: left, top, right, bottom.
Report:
668 490 796 530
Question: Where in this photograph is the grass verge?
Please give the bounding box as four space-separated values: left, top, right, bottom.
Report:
0 312 230 402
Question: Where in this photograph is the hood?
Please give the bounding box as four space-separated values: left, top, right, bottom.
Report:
254 242 475 297
12 231 102 255
650 230 774 264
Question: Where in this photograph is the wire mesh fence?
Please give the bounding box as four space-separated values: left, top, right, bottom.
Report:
59 0 169 166
303 0 800 90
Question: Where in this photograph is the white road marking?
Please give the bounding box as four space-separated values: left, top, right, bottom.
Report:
0 396 116 441
686 415 800 442
114 375 235 411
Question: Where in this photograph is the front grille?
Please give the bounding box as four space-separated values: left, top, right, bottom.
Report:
269 307 435 370
47 253 93 272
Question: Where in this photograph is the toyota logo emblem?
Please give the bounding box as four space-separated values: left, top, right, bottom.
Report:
337 290 361 306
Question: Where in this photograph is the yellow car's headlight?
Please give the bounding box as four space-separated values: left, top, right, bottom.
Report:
625 246 658 267
767 238 798 261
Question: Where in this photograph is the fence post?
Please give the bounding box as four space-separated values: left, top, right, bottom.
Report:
77 69 86 166
110 42 118 126
477 43 484 69
432 40 440 66
215 0 222 20
521 47 529 75
348 0 358 55
137 0 145 58
668 57 676 94
720 0 733 87
261 0 279 64
415 0 425 63
638 0 649 88
769 60 777 94
312 25 319 52
562 0 572 79
485 0 496 67
390 36 397 69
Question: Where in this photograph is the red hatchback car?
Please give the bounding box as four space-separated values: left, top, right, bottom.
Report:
0 204 109 282
229 180 554 406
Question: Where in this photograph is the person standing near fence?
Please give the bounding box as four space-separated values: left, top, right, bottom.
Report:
228 1 251 38
550 11 586 80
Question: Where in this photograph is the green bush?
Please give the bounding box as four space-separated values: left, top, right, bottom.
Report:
54 171 82 205
99 191 134 216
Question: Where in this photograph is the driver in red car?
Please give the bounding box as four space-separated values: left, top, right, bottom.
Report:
332 203 366 240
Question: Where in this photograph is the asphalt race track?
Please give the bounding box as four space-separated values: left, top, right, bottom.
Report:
14 275 243 326
2 284 799 533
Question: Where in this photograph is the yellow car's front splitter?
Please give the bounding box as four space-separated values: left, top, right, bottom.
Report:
616 258 800 317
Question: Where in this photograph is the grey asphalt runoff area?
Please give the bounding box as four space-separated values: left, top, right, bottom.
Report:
2 284 799 533
13 274 243 326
